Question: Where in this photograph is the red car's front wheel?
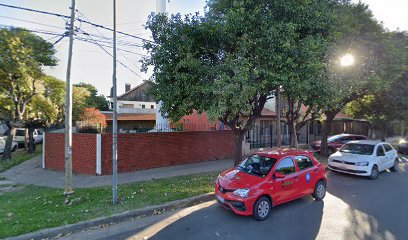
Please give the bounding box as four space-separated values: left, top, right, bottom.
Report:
253 196 272 221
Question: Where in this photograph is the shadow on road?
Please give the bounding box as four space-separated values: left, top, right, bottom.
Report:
142 196 325 240
326 160 408 240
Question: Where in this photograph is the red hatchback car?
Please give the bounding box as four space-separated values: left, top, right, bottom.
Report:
215 149 327 221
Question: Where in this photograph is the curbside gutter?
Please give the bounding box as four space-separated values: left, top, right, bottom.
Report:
5 193 215 240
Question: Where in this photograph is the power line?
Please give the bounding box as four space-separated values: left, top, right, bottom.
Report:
0 3 154 43
0 15 66 30
0 24 66 37
75 38 148 56
77 29 145 79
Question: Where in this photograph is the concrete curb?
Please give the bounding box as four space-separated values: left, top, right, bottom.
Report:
5 193 215 240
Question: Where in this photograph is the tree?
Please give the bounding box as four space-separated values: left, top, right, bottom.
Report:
0 28 56 161
318 2 407 157
72 86 91 122
77 108 107 133
143 0 336 165
74 82 110 111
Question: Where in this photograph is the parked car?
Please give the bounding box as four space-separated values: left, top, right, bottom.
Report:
13 128 43 145
0 136 18 153
310 133 368 154
215 149 327 221
398 137 408 154
328 140 399 180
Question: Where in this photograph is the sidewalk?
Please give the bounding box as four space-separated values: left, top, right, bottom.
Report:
0 156 233 189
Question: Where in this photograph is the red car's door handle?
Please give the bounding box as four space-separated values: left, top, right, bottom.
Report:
294 176 299 181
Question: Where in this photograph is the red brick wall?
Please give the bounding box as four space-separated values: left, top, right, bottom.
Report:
45 133 97 175
101 131 234 174
45 131 234 175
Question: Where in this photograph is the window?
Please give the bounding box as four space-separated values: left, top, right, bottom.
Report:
383 144 393 152
151 105 154 109
340 144 374 155
238 155 277 177
275 158 296 175
122 104 134 109
377 145 385 156
295 156 314 170
15 129 25 136
141 105 145 109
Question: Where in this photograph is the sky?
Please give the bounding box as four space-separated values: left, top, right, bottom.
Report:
0 0 407 96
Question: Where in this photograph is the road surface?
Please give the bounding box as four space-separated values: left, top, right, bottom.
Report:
63 156 408 240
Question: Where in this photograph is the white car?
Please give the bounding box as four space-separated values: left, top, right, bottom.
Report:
14 128 43 144
328 140 399 180
0 136 18 153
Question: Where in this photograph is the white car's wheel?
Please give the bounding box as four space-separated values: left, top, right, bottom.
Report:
390 158 399 172
368 165 379 180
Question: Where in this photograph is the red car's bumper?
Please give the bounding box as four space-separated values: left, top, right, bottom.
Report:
214 183 257 216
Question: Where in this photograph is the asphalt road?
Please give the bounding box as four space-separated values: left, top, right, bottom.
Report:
64 156 408 240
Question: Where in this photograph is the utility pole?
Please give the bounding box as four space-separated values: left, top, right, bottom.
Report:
112 0 118 204
155 0 167 131
64 0 76 195
276 86 281 148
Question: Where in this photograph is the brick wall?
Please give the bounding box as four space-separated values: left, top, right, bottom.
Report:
45 133 97 175
45 131 234 175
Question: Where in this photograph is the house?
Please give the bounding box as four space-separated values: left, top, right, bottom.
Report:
103 82 156 132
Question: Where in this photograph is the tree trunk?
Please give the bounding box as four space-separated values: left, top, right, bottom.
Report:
234 131 245 166
320 112 336 158
2 126 15 161
28 128 36 153
24 128 28 151
289 121 298 148
276 87 281 148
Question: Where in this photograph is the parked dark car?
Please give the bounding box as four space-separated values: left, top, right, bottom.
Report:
398 137 408 154
310 133 368 155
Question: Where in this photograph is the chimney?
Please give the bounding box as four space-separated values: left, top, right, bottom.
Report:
125 83 131 93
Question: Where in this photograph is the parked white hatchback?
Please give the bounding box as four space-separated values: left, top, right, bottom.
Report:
0 136 18 154
328 140 399 180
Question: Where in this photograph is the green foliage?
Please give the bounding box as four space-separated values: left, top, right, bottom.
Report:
0 28 57 122
74 82 110 111
143 0 336 132
0 172 218 238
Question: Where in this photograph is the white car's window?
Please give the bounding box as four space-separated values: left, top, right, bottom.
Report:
340 143 374 155
383 144 393 152
377 145 385 156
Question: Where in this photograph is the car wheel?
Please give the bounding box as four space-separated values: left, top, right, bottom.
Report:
312 180 326 201
390 159 399 172
12 145 17 152
368 165 379 180
253 196 272 221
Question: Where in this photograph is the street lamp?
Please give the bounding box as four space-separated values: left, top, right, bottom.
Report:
340 54 355 67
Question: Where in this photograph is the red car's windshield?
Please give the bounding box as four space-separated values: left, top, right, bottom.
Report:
237 155 278 178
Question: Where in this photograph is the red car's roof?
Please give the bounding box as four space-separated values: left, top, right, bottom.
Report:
256 148 313 158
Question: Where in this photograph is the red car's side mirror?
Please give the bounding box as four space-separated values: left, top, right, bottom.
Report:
274 172 286 179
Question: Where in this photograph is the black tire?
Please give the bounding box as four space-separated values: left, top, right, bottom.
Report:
11 145 17 152
312 180 326 201
253 196 272 221
390 159 399 172
368 165 379 180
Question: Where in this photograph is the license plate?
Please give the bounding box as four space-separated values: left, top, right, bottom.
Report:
216 194 225 204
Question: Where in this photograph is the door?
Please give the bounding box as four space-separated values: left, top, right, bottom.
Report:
273 157 300 205
294 155 317 196
376 145 387 171
383 144 395 168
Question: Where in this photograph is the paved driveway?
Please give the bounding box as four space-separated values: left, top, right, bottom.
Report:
64 155 408 240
